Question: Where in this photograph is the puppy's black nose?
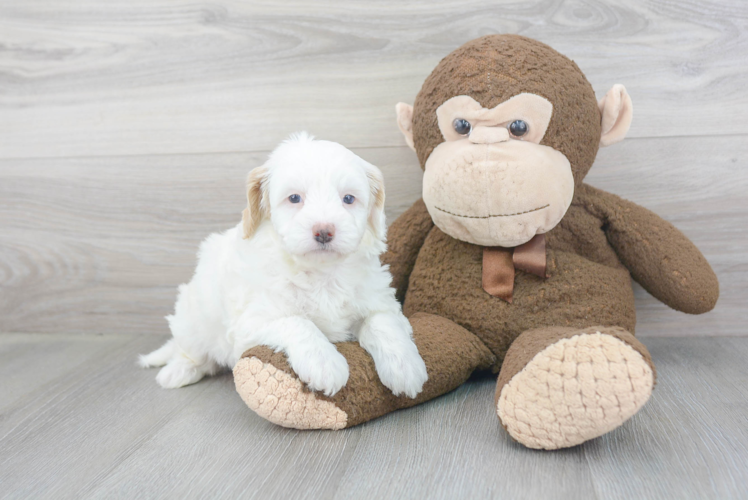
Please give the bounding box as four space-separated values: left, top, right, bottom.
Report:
313 224 335 244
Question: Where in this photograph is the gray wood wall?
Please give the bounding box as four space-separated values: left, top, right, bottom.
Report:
1 0 746 337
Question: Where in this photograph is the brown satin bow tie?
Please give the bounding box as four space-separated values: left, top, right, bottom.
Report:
482 234 548 303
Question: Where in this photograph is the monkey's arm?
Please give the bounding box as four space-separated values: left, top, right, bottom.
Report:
579 184 719 314
381 198 434 303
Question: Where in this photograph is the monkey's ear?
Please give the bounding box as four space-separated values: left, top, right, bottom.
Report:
242 166 269 239
598 84 633 147
395 102 416 151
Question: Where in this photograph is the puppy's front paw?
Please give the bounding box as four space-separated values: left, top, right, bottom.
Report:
290 346 349 397
376 345 428 399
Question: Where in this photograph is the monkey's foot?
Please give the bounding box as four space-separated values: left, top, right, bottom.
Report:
496 327 655 450
234 313 496 430
233 349 347 430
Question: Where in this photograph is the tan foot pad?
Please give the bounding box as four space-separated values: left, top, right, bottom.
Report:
497 332 654 450
233 357 347 430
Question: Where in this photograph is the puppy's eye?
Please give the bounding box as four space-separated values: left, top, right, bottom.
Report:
289 194 302 203
453 118 472 136
343 194 355 205
508 120 529 137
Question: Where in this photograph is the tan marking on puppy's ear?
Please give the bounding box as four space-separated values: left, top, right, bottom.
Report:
396 102 415 151
598 84 633 147
242 166 269 239
365 166 387 242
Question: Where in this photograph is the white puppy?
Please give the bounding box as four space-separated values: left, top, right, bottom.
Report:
140 132 428 398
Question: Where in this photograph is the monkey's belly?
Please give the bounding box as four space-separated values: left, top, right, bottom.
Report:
403 228 636 366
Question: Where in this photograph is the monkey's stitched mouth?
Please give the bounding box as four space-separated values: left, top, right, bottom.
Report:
434 204 549 219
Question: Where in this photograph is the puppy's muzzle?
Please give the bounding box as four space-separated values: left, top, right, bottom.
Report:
313 224 335 244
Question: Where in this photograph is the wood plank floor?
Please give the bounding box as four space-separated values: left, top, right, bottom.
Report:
1 333 746 500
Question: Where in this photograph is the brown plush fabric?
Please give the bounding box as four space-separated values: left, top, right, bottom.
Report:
577 184 719 313
403 217 637 371
400 185 718 372
494 325 656 409
412 34 601 185
381 198 434 303
242 312 495 428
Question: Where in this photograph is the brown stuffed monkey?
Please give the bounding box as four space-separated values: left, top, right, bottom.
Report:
234 35 719 450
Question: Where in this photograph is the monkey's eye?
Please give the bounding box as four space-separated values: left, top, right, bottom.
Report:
289 194 302 203
343 194 355 204
453 118 472 136
508 120 529 137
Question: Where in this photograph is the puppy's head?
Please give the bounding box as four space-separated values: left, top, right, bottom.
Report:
242 132 386 259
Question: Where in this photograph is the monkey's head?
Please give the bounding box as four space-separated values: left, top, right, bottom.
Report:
396 35 632 247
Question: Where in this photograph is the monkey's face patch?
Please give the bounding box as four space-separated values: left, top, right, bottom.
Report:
421 94 574 248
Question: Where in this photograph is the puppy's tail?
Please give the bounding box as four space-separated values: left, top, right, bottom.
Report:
138 339 177 368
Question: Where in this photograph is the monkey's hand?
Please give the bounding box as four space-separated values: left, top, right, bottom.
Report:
581 184 719 314
381 198 434 303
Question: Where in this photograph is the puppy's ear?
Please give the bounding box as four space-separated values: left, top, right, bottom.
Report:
242 166 269 239
365 165 386 242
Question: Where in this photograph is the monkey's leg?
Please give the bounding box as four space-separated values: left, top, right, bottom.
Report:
495 326 656 450
233 312 495 429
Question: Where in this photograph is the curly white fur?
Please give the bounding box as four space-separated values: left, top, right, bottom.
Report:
140 133 428 398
